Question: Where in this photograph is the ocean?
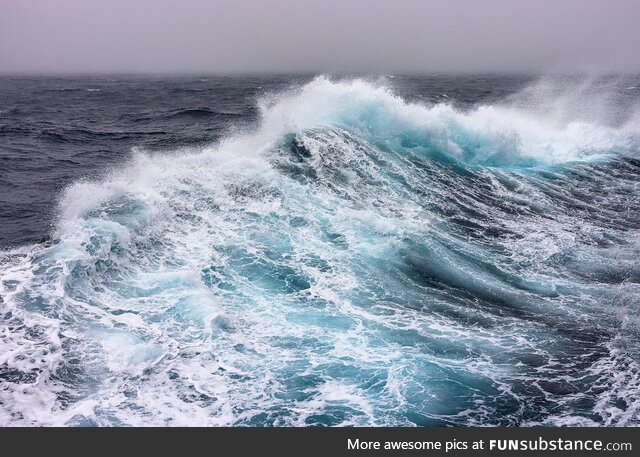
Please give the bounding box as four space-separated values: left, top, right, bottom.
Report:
0 74 639 426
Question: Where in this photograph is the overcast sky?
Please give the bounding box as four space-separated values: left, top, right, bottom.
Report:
1 0 639 74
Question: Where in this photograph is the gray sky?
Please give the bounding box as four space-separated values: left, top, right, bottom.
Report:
1 0 639 74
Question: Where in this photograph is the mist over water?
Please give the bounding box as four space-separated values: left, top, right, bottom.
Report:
1 74 640 426
3 1 640 74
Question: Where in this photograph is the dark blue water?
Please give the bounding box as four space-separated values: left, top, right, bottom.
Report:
1 74 639 426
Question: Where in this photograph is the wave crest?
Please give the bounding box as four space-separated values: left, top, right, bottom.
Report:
258 76 639 166
2 76 640 426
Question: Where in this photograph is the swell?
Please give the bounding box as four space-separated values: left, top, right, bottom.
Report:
1 77 639 426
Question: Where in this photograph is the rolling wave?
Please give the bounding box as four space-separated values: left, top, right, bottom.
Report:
1 77 639 426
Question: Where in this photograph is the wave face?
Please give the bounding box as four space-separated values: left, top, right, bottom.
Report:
1 76 640 426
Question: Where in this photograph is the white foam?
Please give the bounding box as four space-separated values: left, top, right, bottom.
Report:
1 76 639 426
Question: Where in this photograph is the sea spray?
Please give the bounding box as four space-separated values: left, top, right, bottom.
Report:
1 76 639 426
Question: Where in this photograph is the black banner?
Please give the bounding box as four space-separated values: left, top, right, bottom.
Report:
1 427 637 456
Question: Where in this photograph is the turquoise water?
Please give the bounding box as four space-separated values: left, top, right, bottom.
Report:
1 76 639 426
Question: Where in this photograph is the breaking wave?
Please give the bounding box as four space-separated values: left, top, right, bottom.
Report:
1 77 640 426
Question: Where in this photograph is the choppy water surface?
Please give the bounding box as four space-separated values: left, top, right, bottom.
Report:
1 75 639 426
